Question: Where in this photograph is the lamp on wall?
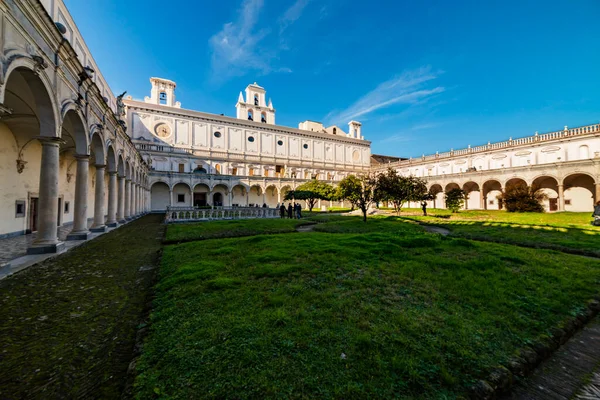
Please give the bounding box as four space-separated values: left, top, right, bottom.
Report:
55 22 67 35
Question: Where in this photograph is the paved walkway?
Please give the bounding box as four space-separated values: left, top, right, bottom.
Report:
0 214 164 399
500 312 600 399
0 220 94 265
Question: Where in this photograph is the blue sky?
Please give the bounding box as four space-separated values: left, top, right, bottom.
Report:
64 0 600 158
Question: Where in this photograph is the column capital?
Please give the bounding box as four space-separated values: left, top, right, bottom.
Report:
95 164 107 169
118 174 126 179
108 171 118 176
36 136 62 146
126 178 132 182
74 154 90 160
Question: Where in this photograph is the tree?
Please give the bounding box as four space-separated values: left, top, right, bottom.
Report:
445 188 466 213
337 174 377 222
499 183 546 213
284 180 334 211
376 168 430 215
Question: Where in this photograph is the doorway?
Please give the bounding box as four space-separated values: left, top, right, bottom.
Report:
213 193 223 206
29 197 38 233
194 193 207 207
549 198 558 212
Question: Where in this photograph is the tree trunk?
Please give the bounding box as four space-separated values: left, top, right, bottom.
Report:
361 206 367 222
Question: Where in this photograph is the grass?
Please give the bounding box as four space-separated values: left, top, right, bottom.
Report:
134 215 600 399
0 215 165 399
165 218 305 243
400 210 600 257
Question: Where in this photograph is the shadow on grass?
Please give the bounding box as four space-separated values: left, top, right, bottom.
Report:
401 216 600 258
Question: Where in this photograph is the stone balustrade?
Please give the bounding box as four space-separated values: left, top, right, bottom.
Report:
165 206 279 223
379 123 600 169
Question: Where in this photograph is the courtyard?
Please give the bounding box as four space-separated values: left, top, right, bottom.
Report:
1 210 599 399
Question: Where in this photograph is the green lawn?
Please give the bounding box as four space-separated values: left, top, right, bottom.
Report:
165 218 305 243
400 211 600 257
135 216 600 399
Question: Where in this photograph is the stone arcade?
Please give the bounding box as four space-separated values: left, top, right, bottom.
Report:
0 0 599 251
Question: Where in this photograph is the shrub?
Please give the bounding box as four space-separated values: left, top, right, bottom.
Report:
500 183 546 213
445 188 466 213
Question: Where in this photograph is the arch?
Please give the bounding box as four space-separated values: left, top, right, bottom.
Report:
260 112 267 123
528 176 558 212
213 192 224 206
211 183 230 192
265 185 278 207
61 107 89 155
231 184 248 206
579 145 590 160
482 180 503 210
90 132 106 165
248 185 263 206
117 154 125 176
173 182 192 206
2 61 59 139
247 109 254 121
254 94 259 106
462 181 481 210
193 166 207 174
106 145 117 173
151 181 170 211
563 173 596 211
429 183 444 209
504 177 527 188
444 182 460 192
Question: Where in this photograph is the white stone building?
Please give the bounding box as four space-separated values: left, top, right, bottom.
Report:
0 0 598 256
125 79 371 210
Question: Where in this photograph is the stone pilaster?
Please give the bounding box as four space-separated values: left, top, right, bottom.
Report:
106 171 118 227
67 154 91 240
117 175 126 223
91 164 107 232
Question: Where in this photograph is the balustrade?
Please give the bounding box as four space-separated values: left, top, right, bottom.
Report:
165 206 279 223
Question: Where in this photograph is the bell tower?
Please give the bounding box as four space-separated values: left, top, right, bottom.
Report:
236 82 275 124
145 77 181 108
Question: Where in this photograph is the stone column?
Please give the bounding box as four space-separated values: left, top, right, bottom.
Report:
28 137 64 254
132 183 138 217
228 191 232 207
106 171 118 227
558 184 565 211
91 165 107 232
117 175 126 222
169 189 174 207
595 183 600 204
125 179 131 219
480 192 485 210
67 155 91 240
277 190 281 204
481 195 486 210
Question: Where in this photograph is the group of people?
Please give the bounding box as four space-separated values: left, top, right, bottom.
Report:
278 203 302 219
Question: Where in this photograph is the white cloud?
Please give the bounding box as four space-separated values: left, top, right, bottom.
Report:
279 0 311 34
209 0 307 82
325 67 445 125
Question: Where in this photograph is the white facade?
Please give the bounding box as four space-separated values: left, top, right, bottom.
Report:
125 79 371 210
374 125 600 212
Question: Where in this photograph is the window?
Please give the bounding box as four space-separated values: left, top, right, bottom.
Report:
214 131 221 138
489 200 495 205
15 200 25 218
276 165 284 177
232 167 237 176
333 127 337 135
277 140 283 146
254 94 259 106
248 136 255 142
303 144 308 149
264 168 269 177
159 92 167 105
64 201 70 214
565 199 572 205
248 110 254 121
178 163 185 173
215 164 221 174
261 112 267 123
194 167 207 174
177 194 185 203
249 168 254 176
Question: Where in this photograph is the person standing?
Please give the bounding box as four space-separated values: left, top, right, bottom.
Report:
421 201 428 216
279 204 286 218
287 203 293 219
296 203 302 219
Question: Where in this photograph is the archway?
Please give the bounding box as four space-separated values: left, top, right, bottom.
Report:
429 184 443 209
151 182 170 211
193 183 210 207
231 184 247 207
211 184 229 207
531 176 558 212
482 180 502 210
248 185 263 206
0 65 58 243
172 182 192 207
265 185 278 207
462 181 481 210
563 173 595 212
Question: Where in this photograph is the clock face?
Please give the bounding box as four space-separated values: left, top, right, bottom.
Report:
155 123 171 138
